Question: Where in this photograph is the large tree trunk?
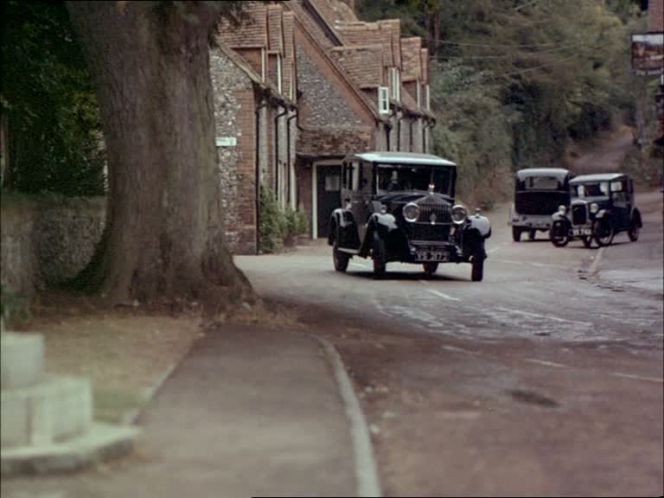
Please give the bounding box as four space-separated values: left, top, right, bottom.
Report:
67 1 253 310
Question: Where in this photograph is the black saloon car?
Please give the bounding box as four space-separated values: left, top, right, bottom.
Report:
510 168 570 241
550 173 642 248
328 152 491 281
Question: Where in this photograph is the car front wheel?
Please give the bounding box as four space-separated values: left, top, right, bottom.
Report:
333 242 349 272
512 227 522 242
593 218 614 247
628 219 639 242
372 233 386 278
423 262 439 276
550 220 569 247
471 255 484 282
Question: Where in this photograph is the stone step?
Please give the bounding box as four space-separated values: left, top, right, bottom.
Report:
1 332 44 389
1 422 138 475
1 376 92 449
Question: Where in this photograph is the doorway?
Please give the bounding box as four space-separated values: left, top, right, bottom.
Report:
315 165 342 238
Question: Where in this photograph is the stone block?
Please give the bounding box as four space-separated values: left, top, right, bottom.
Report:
1 332 44 389
1 376 92 449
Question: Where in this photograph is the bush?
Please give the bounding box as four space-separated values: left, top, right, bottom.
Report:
259 186 308 254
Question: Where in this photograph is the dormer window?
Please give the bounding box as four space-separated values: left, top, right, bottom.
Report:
378 86 389 114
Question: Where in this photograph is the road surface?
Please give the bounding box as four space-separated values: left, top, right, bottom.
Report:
235 191 663 496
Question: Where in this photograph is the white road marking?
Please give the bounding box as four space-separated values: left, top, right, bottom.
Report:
495 306 592 326
428 289 461 302
441 345 476 354
524 358 569 369
611 372 663 384
493 259 566 269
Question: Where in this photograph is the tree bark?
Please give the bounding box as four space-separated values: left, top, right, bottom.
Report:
67 1 253 311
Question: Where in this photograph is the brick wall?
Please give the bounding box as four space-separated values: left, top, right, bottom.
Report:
649 0 663 31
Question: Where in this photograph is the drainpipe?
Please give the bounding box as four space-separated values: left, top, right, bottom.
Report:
255 95 268 253
274 105 289 206
286 109 298 209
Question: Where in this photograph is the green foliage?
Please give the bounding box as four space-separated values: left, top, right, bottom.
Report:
1 0 105 196
259 187 308 254
358 0 647 201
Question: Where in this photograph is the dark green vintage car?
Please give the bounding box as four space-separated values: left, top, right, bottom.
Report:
550 173 642 248
328 152 491 280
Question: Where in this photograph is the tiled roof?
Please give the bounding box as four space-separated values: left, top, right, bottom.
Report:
217 1 268 48
297 127 373 156
309 0 358 24
334 21 396 67
267 4 284 53
329 45 383 88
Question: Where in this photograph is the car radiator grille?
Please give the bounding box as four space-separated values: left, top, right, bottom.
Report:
572 204 587 225
417 202 452 224
409 223 451 242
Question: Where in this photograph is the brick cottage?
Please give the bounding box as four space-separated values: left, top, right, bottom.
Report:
211 0 435 253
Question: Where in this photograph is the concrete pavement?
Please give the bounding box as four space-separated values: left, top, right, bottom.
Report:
1 326 372 498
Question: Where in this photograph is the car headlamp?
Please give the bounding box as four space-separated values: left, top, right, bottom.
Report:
558 205 567 215
402 202 420 222
589 202 599 214
452 204 468 224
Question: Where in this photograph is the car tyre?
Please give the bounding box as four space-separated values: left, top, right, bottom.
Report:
581 236 594 249
528 229 536 241
628 218 639 242
593 218 614 247
423 262 439 276
471 255 484 282
512 227 522 242
333 242 349 272
550 220 569 247
372 233 386 279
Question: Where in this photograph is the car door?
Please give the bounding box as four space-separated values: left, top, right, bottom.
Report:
349 161 373 244
610 179 630 230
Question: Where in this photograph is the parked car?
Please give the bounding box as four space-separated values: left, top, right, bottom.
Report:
328 151 491 281
549 173 642 248
510 168 570 241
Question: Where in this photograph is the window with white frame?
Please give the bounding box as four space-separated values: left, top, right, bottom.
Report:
276 54 282 93
389 67 400 102
378 86 389 114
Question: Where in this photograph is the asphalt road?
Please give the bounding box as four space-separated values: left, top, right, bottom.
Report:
235 191 663 497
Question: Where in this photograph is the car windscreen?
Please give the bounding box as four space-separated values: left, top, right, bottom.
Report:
572 182 609 198
376 164 454 196
517 176 565 191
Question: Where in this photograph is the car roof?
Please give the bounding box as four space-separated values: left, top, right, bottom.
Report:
350 151 456 167
570 173 626 184
515 168 569 180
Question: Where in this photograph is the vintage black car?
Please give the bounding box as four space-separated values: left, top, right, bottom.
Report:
510 168 571 241
328 152 491 281
550 173 642 248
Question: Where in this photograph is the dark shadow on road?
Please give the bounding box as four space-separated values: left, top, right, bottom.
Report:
340 270 468 282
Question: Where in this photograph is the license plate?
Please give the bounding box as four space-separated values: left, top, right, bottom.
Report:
416 250 446 262
572 228 592 236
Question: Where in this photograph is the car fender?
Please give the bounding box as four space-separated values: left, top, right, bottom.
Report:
466 214 491 238
595 209 610 220
329 208 357 245
368 212 398 232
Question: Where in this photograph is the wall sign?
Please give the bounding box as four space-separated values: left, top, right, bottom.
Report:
216 136 237 147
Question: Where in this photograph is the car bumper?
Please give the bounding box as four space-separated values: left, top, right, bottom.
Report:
511 214 552 229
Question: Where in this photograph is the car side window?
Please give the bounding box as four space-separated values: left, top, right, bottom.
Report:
359 162 373 196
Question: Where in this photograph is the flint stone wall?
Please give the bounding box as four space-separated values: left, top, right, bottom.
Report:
0 196 106 298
